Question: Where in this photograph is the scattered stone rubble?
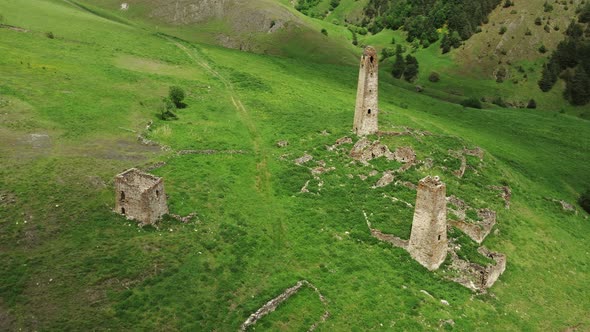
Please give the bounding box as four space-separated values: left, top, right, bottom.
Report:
326 136 352 151
240 280 329 331
349 138 416 173
546 197 578 214
169 212 198 223
294 153 313 165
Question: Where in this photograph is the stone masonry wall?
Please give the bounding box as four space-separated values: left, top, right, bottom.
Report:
408 176 448 270
353 46 379 136
115 168 168 225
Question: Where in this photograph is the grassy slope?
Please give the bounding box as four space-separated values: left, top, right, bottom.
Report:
0 0 589 331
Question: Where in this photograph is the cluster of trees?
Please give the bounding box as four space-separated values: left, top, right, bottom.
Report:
160 86 186 120
362 0 501 51
538 7 590 106
295 0 322 16
390 46 420 82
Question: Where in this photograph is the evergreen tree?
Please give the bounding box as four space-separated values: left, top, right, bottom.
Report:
441 34 451 54
391 54 406 79
404 64 419 81
538 62 559 92
565 67 590 105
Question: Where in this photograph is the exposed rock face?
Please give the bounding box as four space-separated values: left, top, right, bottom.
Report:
276 140 289 148
408 176 448 271
353 46 379 136
115 168 168 225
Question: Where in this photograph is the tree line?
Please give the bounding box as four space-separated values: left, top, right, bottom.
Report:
362 0 502 52
538 4 590 106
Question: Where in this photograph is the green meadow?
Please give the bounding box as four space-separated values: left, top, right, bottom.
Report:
1 0 589 330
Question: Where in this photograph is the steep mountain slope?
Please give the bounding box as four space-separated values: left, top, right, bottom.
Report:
73 0 359 64
455 0 583 78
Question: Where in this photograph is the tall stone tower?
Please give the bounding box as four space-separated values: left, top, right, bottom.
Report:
408 176 448 270
353 46 379 136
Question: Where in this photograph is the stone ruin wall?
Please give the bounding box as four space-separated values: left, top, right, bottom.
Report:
353 46 379 136
448 208 496 244
408 176 448 271
115 169 168 225
480 248 507 289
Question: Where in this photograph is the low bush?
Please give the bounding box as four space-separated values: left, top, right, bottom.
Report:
580 189 590 214
461 97 483 109
428 72 440 82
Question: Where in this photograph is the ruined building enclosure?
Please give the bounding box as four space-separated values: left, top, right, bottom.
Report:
408 176 448 271
115 168 168 225
353 46 379 136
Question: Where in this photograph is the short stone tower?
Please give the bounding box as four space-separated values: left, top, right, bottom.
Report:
353 46 379 136
115 168 168 225
408 176 448 270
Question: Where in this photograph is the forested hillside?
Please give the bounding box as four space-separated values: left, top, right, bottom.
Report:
539 3 590 105
363 0 501 50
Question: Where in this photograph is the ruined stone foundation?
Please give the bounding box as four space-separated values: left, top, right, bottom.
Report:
408 176 448 270
115 168 168 225
353 46 379 136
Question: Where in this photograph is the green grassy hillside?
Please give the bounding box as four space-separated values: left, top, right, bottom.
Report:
1 0 589 331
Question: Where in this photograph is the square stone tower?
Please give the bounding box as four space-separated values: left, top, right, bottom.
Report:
115 168 168 225
408 176 448 270
353 46 379 136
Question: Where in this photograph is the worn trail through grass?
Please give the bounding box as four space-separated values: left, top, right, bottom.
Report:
166 37 283 251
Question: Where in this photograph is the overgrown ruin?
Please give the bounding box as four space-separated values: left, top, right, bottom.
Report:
353 46 379 136
114 168 168 225
407 176 448 271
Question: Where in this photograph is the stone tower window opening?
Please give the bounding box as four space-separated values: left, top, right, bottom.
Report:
156 190 160 197
368 109 371 114
120 191 125 201
438 234 441 241
370 56 374 63
121 207 126 215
